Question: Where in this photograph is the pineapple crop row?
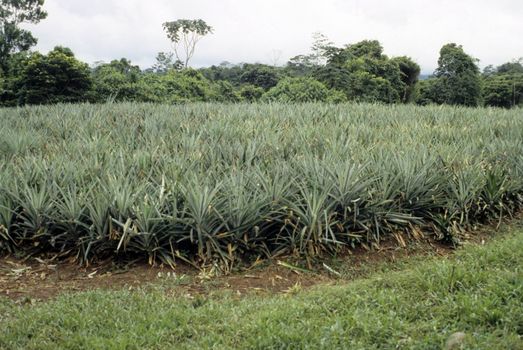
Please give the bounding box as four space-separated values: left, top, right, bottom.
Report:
0 103 522 269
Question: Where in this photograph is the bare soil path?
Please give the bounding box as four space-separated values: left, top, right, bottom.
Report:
0 242 449 301
0 222 506 302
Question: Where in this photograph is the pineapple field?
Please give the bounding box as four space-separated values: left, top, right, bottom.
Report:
0 103 522 269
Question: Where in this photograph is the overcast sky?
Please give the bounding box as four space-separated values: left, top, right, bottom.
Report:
29 0 523 73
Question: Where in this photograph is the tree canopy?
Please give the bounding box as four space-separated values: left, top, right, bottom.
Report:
311 40 419 104
421 43 482 106
16 46 92 105
162 19 213 68
240 64 281 91
0 0 47 71
482 59 523 108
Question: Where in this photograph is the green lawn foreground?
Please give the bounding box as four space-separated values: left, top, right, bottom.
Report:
0 228 522 350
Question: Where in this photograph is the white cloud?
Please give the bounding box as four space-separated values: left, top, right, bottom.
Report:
28 0 523 73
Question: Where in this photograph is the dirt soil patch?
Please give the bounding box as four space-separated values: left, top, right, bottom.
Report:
0 221 514 302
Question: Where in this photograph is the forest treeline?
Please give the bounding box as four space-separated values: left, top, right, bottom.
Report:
0 1 522 108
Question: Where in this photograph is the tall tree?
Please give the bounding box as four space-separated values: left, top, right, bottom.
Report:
286 32 334 77
432 43 482 106
0 0 47 71
162 19 213 68
308 32 333 66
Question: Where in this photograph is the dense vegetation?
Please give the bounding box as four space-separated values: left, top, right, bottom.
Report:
2 41 522 108
1 1 522 108
1 103 522 268
1 226 522 349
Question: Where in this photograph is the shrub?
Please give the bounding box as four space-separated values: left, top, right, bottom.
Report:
263 77 330 102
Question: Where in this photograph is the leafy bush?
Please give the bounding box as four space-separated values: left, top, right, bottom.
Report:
239 84 264 102
16 47 92 105
326 89 347 103
156 69 215 103
263 77 330 102
482 74 523 108
212 81 241 102
240 64 281 90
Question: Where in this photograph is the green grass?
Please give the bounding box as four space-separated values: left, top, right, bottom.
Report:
1 226 521 349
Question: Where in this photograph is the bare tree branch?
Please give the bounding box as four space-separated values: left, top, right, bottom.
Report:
162 19 213 68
